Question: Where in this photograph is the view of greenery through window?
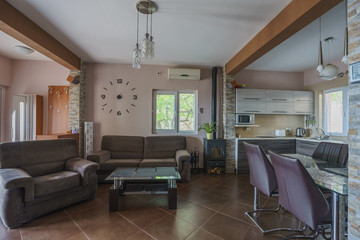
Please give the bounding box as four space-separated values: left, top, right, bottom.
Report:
179 93 195 131
155 91 196 132
325 90 343 133
156 94 175 130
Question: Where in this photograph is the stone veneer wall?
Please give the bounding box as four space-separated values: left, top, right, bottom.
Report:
348 0 360 238
69 62 86 157
222 67 236 173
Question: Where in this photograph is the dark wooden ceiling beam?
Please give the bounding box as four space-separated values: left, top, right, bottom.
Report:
225 0 343 75
0 0 80 70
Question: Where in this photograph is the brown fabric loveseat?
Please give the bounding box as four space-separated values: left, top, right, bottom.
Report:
0 139 98 228
87 135 191 182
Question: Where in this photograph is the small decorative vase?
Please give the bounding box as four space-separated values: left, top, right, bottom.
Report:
206 133 212 140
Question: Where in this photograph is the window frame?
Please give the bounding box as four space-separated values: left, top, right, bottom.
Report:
323 86 349 137
152 89 198 134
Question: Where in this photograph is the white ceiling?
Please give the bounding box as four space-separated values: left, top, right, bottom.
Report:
0 0 346 72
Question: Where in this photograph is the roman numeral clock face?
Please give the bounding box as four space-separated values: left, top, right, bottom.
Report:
100 79 138 116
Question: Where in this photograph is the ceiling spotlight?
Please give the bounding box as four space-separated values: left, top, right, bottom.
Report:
13 45 35 55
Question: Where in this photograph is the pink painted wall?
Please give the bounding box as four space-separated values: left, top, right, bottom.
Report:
85 63 212 165
3 60 68 142
0 55 13 87
234 69 304 90
304 58 347 86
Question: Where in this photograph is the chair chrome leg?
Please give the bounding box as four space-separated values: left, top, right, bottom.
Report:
280 230 319 240
245 187 307 234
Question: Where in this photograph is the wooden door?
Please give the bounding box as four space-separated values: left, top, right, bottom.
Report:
48 86 69 134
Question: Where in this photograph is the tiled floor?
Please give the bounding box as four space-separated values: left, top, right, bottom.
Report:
0 173 327 240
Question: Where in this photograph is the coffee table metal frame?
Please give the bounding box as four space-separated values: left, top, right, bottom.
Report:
106 167 181 211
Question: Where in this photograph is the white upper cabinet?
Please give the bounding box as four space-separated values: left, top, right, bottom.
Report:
236 89 265 102
235 89 314 115
265 90 293 102
293 91 313 102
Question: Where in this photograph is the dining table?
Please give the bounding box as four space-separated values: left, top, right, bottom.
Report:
284 154 347 240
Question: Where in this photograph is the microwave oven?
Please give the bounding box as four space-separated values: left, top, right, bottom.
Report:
236 114 255 125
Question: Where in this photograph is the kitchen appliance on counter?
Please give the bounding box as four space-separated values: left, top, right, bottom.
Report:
296 127 306 137
275 129 286 137
235 114 255 125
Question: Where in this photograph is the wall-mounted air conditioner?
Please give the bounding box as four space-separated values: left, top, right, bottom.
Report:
168 68 201 80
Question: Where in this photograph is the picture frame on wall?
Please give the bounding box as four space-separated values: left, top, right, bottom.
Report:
350 61 360 84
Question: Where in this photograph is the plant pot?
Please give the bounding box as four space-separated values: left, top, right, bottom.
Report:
206 133 212 140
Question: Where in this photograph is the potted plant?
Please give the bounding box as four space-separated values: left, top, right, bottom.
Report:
198 122 216 140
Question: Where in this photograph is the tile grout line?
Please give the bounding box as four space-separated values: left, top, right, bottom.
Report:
18 227 24 240
116 210 166 240
63 209 91 240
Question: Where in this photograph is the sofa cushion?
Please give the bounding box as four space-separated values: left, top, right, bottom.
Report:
102 136 144 159
139 158 177 167
144 136 186 159
0 139 78 177
100 159 142 171
34 171 80 197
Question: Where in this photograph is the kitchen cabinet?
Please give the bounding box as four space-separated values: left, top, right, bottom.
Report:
296 139 319 156
236 89 265 102
265 90 293 102
236 101 266 114
293 103 313 115
294 91 313 102
266 102 293 114
235 89 314 115
235 139 296 173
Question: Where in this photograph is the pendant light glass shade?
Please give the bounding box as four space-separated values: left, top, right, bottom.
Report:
149 36 155 59
320 64 339 80
132 44 141 69
142 33 151 59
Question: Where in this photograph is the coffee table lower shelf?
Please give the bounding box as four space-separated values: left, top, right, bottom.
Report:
109 179 178 211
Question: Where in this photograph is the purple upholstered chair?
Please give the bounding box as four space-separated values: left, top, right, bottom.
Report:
244 142 305 234
312 142 348 166
269 151 331 239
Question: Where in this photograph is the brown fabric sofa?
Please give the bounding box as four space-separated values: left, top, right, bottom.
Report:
87 135 191 182
0 139 98 228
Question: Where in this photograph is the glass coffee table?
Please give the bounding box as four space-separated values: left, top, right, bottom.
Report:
105 167 181 211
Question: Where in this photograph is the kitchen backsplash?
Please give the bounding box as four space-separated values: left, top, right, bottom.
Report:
235 114 304 138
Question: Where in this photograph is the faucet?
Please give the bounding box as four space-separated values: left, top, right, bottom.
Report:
316 127 329 140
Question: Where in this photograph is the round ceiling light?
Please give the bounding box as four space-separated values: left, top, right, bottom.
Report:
13 45 35 55
320 63 339 80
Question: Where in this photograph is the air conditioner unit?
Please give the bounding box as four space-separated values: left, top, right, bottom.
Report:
168 68 201 80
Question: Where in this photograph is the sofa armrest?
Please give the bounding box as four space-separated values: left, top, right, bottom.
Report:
87 150 110 164
175 150 190 169
66 158 99 186
0 168 34 202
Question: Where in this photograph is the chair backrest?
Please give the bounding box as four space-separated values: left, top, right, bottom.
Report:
243 142 277 196
311 142 348 166
269 151 330 230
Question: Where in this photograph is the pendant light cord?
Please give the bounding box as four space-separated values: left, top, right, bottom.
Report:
150 12 152 37
146 2 149 34
136 10 139 44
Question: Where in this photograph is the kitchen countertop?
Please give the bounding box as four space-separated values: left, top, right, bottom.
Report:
235 137 347 144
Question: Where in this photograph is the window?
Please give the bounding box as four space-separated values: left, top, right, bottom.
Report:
153 90 197 133
323 86 348 136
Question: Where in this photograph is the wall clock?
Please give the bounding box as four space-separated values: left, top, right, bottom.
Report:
100 78 138 116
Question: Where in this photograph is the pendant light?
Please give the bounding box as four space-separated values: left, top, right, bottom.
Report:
320 37 339 80
134 0 157 63
342 0 348 64
132 10 141 69
317 17 324 73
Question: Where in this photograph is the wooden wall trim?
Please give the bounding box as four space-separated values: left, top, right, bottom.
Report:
225 0 343 75
0 0 81 70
